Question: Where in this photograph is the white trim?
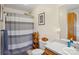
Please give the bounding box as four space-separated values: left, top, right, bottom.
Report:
0 5 3 20
8 30 34 36
6 16 34 23
8 41 32 49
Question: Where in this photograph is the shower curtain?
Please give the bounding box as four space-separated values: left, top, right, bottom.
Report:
5 13 34 55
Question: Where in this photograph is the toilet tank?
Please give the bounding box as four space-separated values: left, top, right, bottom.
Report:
39 39 47 49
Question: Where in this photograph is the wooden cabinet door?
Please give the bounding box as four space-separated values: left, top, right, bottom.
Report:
67 12 77 41
43 48 57 55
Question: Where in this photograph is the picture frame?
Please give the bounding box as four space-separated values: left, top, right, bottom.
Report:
38 12 45 25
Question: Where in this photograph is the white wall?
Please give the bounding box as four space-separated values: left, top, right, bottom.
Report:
3 7 29 15
59 6 79 41
76 11 79 41
32 5 60 42
0 21 2 29
59 7 68 39
72 8 79 41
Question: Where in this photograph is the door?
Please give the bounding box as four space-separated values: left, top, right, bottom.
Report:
67 12 77 41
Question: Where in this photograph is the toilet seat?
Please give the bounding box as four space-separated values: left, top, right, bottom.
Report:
31 49 44 55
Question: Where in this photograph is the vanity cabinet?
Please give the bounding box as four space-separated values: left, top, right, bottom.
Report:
43 48 58 55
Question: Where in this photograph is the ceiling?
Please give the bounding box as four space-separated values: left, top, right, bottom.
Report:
4 4 79 13
4 4 37 12
61 4 79 11
4 4 64 12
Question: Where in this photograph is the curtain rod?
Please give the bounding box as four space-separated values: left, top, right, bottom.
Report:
4 11 33 18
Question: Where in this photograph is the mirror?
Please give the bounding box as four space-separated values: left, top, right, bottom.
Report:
59 4 79 41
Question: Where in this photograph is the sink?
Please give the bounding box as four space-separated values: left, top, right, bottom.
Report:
63 47 79 55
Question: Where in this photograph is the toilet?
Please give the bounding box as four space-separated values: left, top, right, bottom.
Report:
31 49 44 55
27 39 47 55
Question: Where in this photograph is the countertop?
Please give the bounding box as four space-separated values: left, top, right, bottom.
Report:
45 41 79 55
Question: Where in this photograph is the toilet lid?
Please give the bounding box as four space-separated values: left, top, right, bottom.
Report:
32 49 44 55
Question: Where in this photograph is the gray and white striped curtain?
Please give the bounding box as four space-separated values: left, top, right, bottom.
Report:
5 13 34 55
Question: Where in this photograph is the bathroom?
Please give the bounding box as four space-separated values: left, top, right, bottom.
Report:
0 4 79 55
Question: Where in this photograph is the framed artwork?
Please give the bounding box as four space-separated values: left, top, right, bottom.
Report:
38 12 45 25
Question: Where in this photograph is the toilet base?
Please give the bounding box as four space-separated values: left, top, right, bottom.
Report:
27 49 44 55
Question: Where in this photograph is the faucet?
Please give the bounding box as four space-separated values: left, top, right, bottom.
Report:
73 41 79 50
